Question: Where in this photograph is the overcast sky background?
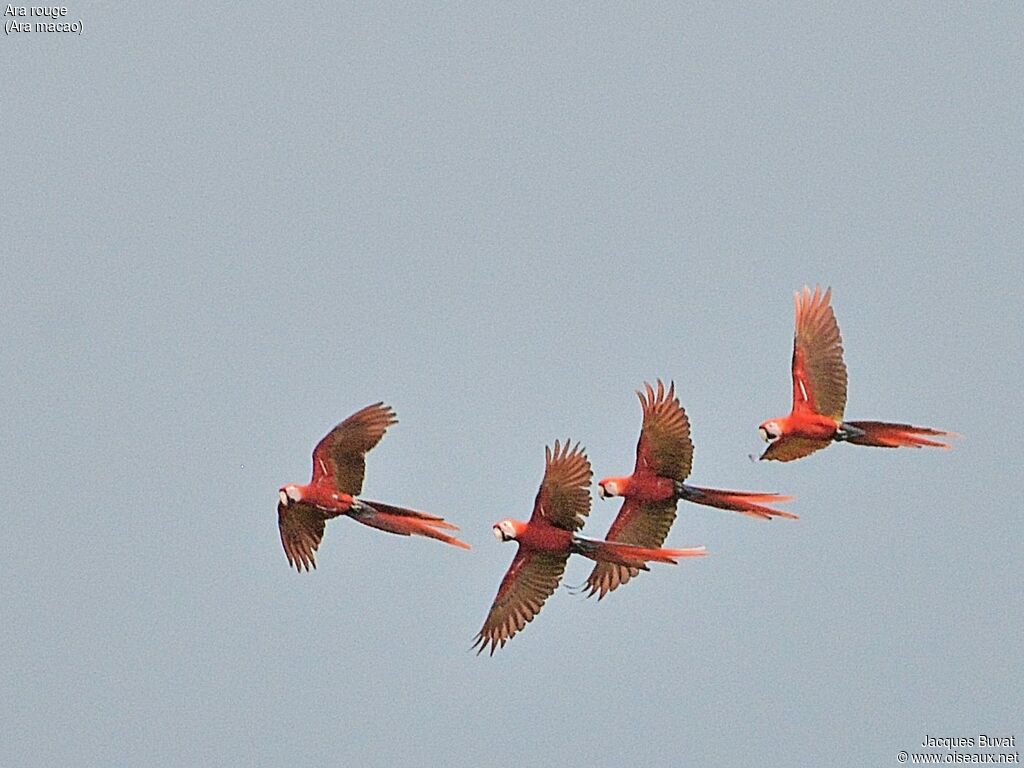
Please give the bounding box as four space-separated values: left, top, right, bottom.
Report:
2 4 1021 767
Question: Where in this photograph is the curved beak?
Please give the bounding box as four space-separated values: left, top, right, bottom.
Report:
597 484 608 499
492 526 503 541
758 427 771 443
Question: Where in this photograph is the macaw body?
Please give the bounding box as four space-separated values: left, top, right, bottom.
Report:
474 440 704 655
277 402 469 571
601 472 677 503
758 286 954 462
764 412 841 442
283 481 356 513
586 380 794 600
501 518 573 552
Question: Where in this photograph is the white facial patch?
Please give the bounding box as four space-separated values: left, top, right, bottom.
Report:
494 520 517 541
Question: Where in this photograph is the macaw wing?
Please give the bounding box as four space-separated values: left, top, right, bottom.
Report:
530 439 592 532
634 380 693 482
473 548 569 655
278 500 329 571
790 286 847 421
584 497 679 598
311 402 397 494
759 435 831 463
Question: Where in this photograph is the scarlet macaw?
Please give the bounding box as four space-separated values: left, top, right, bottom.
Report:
587 380 794 599
474 440 704 654
758 286 954 462
277 402 469 570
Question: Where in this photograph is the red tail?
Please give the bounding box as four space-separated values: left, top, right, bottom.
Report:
575 537 706 567
843 420 955 450
355 500 471 550
680 484 797 520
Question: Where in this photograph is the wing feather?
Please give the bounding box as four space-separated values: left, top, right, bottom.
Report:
531 440 592 532
584 497 678 598
278 500 330 571
311 402 397 494
791 286 847 421
759 435 831 463
634 380 693 482
473 549 569 655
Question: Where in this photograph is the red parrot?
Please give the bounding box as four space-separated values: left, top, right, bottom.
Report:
585 380 795 599
277 402 469 570
758 286 955 462
473 440 705 655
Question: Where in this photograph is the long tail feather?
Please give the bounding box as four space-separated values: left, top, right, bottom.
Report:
574 537 706 566
679 484 797 520
842 420 955 450
353 500 471 549
361 500 461 529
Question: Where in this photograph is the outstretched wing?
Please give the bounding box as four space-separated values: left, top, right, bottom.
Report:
311 402 397 494
634 379 693 482
790 286 847 421
530 440 592 532
759 435 831 463
473 548 569 655
278 500 330 571
584 497 678 598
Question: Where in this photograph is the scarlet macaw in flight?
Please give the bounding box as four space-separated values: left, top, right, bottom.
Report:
277 402 469 570
758 286 954 462
585 380 795 599
474 440 705 655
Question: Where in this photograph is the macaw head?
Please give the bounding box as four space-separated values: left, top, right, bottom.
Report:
758 421 782 443
597 478 620 499
278 484 303 507
492 519 520 542
597 477 628 499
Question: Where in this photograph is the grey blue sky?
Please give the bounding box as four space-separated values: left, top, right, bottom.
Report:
2 3 1021 767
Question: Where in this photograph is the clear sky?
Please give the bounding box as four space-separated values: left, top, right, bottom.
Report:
2 4 1021 767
